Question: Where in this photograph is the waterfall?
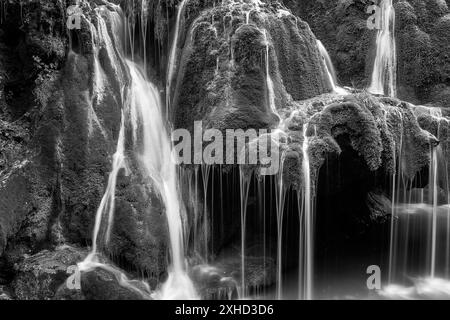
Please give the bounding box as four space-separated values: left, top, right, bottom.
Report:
239 168 251 297
263 29 281 122
302 124 313 300
368 0 397 97
80 5 129 261
316 40 347 95
275 154 286 300
201 164 211 262
387 108 404 283
127 62 197 299
382 107 450 298
261 35 287 294
166 0 189 117
80 111 126 264
140 0 149 74
430 148 438 278
77 3 197 300
78 0 321 301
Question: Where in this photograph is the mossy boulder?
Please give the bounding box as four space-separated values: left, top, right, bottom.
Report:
1 1 170 293
56 267 149 300
171 0 330 133
12 246 86 300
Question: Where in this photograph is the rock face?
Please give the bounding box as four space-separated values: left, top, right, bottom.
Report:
395 0 450 106
0 0 168 298
0 0 68 259
11 245 147 300
56 267 149 300
170 0 331 132
282 0 373 88
12 246 85 300
283 0 450 108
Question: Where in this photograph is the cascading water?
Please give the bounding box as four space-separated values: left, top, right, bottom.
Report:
301 124 313 300
76 2 197 300
368 0 397 97
80 4 129 259
166 0 189 117
78 0 317 301
140 0 149 73
316 40 347 95
239 168 251 297
382 106 450 299
263 29 281 122
275 151 286 300
5 0 450 304
127 62 197 299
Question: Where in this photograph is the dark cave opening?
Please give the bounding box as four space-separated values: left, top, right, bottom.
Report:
314 134 390 296
69 30 80 54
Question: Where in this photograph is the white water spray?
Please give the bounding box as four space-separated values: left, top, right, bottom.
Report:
316 40 347 95
302 124 313 300
126 62 197 299
166 0 189 117
383 106 450 299
263 30 281 122
369 0 397 97
78 4 197 300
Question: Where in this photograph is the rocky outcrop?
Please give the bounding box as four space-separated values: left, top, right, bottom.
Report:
276 92 434 193
12 245 86 300
395 0 450 106
170 0 331 132
282 0 372 88
0 0 69 258
0 0 169 297
11 245 147 300
283 0 450 108
56 267 149 300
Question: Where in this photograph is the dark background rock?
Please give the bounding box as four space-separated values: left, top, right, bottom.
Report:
56 267 148 300
0 0 170 299
12 245 85 300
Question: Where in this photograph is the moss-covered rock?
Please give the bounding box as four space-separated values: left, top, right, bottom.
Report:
281 92 435 192
56 267 149 300
171 0 330 133
1 1 170 293
12 245 86 300
283 0 450 107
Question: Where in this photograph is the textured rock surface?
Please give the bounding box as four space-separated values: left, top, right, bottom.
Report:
170 0 331 132
283 0 450 107
0 0 169 298
12 246 86 300
0 0 449 300
0 0 69 259
279 92 433 192
56 267 148 300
